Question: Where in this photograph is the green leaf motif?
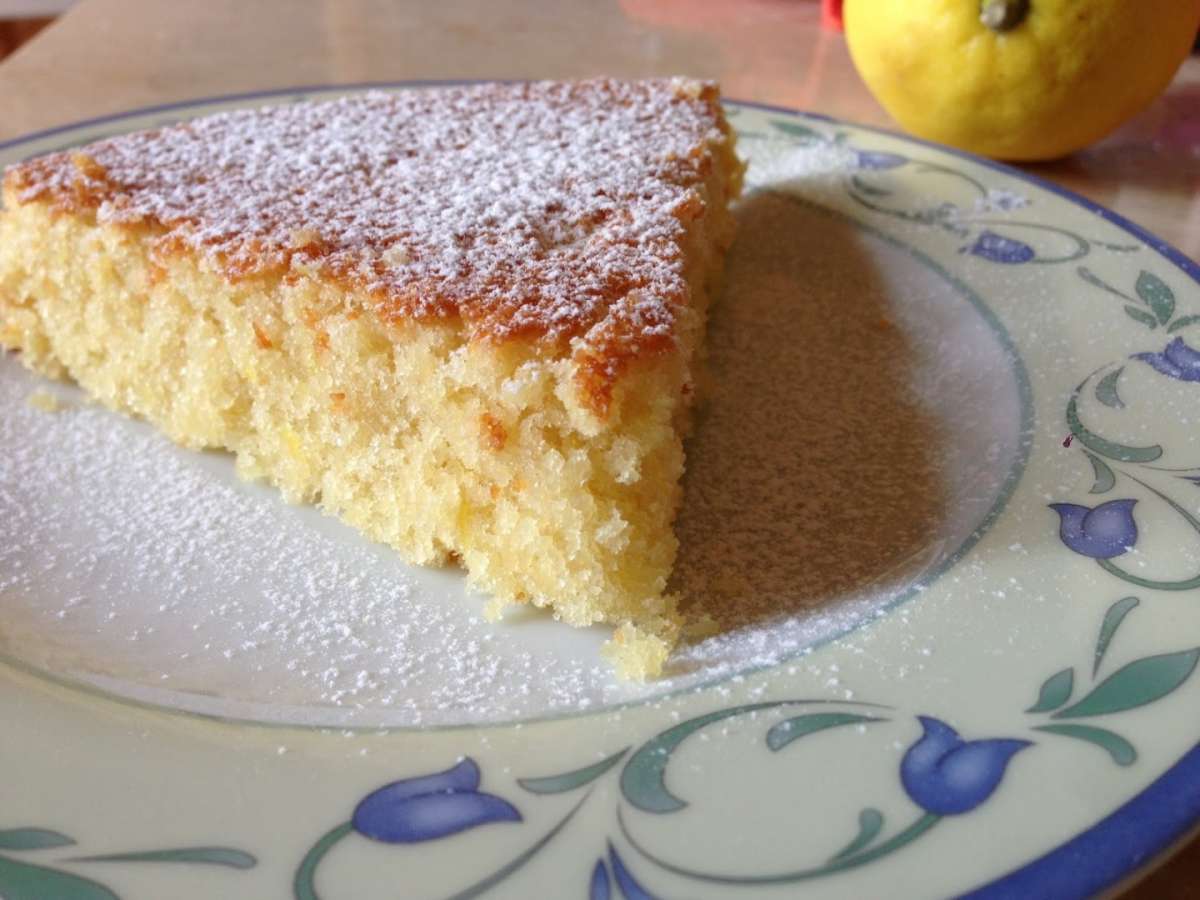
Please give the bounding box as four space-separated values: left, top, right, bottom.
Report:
1054 648 1200 720
0 855 118 900
1034 724 1136 766
1136 271 1175 326
1094 596 1140 677
1026 668 1074 713
1077 265 1132 301
1066 391 1162 463
618 805 942 886
830 809 884 862
770 119 825 143
0 829 75 851
1124 306 1159 329
1084 451 1116 495
1093 368 1125 410
766 713 885 752
619 700 885 813
518 747 628 794
72 847 256 869
621 702 781 813
1168 314 1200 334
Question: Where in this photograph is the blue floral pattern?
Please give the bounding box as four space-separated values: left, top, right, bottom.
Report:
764 112 1145 269
590 858 611 900
853 149 907 171
965 230 1036 264
900 718 1030 815
1057 333 1200 589
294 591 1200 896
606 842 658 900
351 758 520 844
1134 336 1200 382
1049 499 1139 560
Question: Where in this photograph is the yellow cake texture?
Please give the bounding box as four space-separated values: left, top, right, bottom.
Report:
0 79 742 679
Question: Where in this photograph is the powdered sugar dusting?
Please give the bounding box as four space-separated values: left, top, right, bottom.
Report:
0 357 633 725
9 80 729 349
0 179 1021 728
0 107 1027 727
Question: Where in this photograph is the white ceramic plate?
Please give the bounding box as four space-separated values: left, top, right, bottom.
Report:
2 84 1199 899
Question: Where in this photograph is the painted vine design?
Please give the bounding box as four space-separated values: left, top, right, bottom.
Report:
292 598 1198 898
741 115 1142 272
742 115 1200 596
1052 276 1200 591
0 833 254 899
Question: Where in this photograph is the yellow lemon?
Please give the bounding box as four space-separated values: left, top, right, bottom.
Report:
845 0 1200 160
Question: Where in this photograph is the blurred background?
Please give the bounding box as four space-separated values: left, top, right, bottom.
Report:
0 0 58 59
3 0 1195 262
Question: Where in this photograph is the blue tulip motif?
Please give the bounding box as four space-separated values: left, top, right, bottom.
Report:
1133 336 1200 383
294 758 523 898
853 149 907 170
964 230 1036 264
591 859 612 900
900 717 1030 815
1049 498 1139 560
351 758 521 844
589 843 659 900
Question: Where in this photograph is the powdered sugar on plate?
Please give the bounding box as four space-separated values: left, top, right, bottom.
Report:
0 171 1023 727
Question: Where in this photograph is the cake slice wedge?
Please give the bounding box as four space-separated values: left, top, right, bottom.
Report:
0 79 743 679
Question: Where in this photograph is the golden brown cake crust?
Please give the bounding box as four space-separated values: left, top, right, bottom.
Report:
1 79 744 679
4 80 733 411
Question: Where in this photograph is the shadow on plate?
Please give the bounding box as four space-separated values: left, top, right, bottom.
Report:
671 189 949 637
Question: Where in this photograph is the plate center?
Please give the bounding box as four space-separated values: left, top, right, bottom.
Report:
0 172 1026 729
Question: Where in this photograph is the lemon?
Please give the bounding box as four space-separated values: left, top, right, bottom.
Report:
845 0 1200 160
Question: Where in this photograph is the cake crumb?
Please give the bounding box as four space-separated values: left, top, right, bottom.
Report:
602 622 672 681
27 390 65 413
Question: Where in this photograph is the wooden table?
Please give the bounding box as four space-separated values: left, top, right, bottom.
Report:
0 2 1196 895
1 0 1197 259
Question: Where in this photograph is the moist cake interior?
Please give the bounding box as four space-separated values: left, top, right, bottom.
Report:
0 80 743 678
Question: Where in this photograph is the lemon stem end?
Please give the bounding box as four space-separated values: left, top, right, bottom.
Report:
980 0 1029 32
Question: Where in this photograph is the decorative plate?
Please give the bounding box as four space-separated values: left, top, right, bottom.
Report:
2 84 1199 900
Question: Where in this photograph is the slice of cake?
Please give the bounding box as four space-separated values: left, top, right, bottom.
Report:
0 79 743 679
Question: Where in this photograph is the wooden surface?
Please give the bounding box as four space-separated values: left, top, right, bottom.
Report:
0 14 48 56
0 2 1197 895
0 0 1196 258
